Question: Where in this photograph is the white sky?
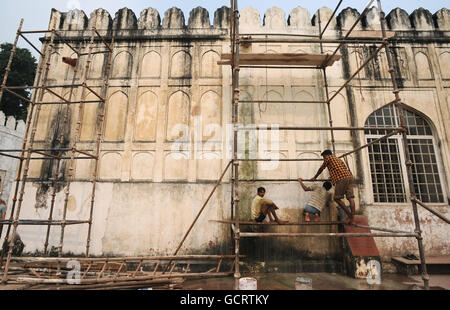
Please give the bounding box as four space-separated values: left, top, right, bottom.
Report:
0 0 447 59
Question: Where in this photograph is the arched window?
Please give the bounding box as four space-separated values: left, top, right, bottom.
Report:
365 104 445 203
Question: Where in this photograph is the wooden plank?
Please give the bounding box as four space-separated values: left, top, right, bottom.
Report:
219 53 341 67
343 215 380 257
392 256 450 265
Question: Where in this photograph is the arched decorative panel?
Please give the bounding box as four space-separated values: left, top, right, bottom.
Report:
135 91 158 141
104 91 128 141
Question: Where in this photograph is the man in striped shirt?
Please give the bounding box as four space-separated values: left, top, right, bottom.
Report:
311 150 355 224
298 178 333 222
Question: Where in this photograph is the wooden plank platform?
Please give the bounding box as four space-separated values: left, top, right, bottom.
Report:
392 256 450 265
343 215 380 257
218 53 341 67
392 256 450 275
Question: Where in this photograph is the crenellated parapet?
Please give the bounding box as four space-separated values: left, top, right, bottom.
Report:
0 111 25 135
113 8 137 30
45 6 449 32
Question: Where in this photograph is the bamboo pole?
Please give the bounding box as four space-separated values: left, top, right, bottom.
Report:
44 39 83 254
240 232 417 238
232 0 241 290
1 21 57 283
210 219 345 226
85 34 114 257
238 100 328 104
0 20 52 269
57 18 98 259
16 271 233 286
239 38 386 44
412 198 450 225
325 0 376 68
162 160 233 273
237 126 401 131
19 34 43 57
318 10 336 155
0 19 23 106
319 0 343 37
9 254 242 264
327 41 387 104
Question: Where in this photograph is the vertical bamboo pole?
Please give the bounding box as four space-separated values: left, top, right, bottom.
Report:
1 23 57 283
317 11 337 155
57 20 98 258
85 32 114 257
377 0 429 290
0 19 24 268
232 0 241 290
0 23 52 268
0 19 23 107
228 0 236 264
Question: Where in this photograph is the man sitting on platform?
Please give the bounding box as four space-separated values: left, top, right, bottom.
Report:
251 187 288 224
297 178 333 222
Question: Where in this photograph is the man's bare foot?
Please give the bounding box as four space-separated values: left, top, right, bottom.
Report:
276 219 289 224
269 220 277 224
305 213 311 222
314 214 320 222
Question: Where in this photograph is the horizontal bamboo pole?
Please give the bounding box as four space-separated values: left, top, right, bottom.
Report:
348 224 413 234
240 65 321 69
235 159 323 162
240 33 320 38
0 220 90 226
236 126 403 131
239 100 328 104
239 38 386 44
210 219 345 226
4 84 83 90
236 179 330 182
238 179 332 182
9 255 243 264
38 100 103 105
19 30 52 34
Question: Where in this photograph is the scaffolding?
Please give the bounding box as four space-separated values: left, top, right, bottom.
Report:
0 15 116 283
0 1 449 290
220 0 450 290
0 15 245 290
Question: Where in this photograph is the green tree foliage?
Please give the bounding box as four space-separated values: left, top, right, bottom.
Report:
0 43 37 121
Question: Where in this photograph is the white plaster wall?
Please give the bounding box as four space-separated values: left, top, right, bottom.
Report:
0 112 24 202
